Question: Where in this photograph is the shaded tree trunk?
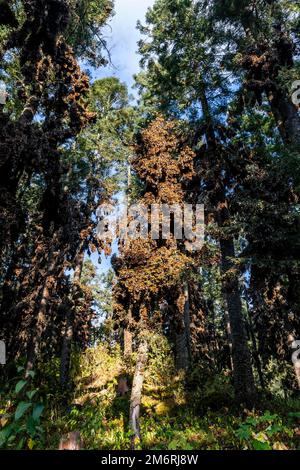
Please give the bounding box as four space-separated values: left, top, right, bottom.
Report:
0 248 20 335
294 359 300 391
175 282 191 371
198 82 256 406
129 332 148 449
124 328 133 357
26 242 58 375
294 362 300 390
219 234 256 406
288 332 300 391
268 91 300 147
224 309 234 371
287 273 300 390
123 306 133 357
60 249 84 388
26 279 51 375
244 293 265 389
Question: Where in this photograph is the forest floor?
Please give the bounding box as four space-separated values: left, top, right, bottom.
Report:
1 341 300 450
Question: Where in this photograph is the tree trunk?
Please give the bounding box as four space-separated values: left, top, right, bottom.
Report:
175 282 191 371
224 309 234 371
247 317 265 390
123 306 133 357
287 273 300 390
219 235 256 406
60 249 84 388
288 333 300 391
129 333 148 449
198 81 256 405
292 347 300 390
294 363 300 390
26 239 59 375
59 302 74 389
268 91 300 147
0 248 19 334
26 276 52 375
124 328 133 357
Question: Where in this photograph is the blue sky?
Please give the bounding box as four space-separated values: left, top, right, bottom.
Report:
92 0 155 273
95 0 155 93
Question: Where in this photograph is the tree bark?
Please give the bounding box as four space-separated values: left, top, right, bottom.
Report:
244 293 265 389
198 82 256 406
224 309 234 371
287 273 300 390
288 333 300 391
175 282 191 371
123 306 133 357
26 278 51 375
219 234 256 406
26 242 58 375
124 328 133 357
60 249 84 388
129 332 148 449
294 362 300 390
268 90 300 147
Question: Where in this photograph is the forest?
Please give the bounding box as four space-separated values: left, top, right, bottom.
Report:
0 0 300 453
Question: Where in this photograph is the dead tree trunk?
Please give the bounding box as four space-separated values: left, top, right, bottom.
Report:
129 333 148 449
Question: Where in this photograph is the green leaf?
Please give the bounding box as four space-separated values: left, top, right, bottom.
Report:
14 402 32 421
0 423 15 447
266 424 282 436
261 413 278 422
26 390 37 400
26 371 35 379
17 437 25 450
32 404 44 422
288 412 300 419
236 425 251 440
168 440 179 450
26 416 36 436
252 439 272 451
15 380 27 394
0 432 5 448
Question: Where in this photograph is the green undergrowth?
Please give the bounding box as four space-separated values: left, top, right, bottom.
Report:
1 337 300 450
